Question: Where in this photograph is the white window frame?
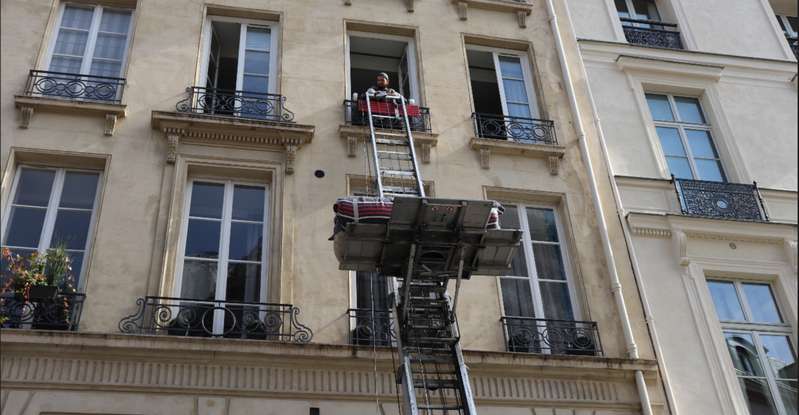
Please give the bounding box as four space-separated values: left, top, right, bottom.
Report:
173 178 271 335
647 93 726 182
197 16 280 94
615 0 661 24
43 3 135 77
1 166 103 291
777 15 798 38
709 278 796 415
345 31 421 104
497 204 581 324
466 45 541 121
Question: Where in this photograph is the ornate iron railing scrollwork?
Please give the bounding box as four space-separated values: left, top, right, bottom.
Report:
176 86 296 123
118 296 312 343
471 113 557 145
347 308 395 346
500 317 602 356
620 18 683 49
342 99 432 133
24 70 125 103
0 292 86 331
673 177 769 221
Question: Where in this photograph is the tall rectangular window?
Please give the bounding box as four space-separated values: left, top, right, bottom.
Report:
615 0 661 25
708 279 797 415
47 4 133 77
645 93 726 182
176 180 269 335
2 167 101 287
347 32 420 102
467 47 540 121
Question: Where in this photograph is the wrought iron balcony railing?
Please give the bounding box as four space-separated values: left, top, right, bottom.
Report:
620 18 683 49
674 178 768 221
472 113 557 145
348 308 395 346
176 86 296 123
23 70 125 103
500 317 602 356
343 99 432 133
118 296 312 343
0 292 86 331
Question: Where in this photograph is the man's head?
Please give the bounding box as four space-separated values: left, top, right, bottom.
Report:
377 72 390 88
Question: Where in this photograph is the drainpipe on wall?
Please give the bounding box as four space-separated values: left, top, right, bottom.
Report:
542 1 654 414
557 2 679 414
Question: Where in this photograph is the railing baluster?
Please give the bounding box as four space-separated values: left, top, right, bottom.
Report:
673 178 768 221
24 70 125 103
176 86 296 123
500 316 602 356
471 113 557 145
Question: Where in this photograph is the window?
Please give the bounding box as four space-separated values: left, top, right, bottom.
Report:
175 180 270 335
347 32 420 102
498 205 579 352
46 4 133 77
615 0 661 25
2 167 101 288
467 47 540 121
645 93 725 182
708 280 797 415
776 15 798 39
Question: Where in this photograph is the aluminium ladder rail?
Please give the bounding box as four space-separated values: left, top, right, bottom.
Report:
363 92 476 415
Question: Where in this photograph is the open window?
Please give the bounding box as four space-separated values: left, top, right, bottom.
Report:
347 32 420 103
196 17 279 118
467 46 545 142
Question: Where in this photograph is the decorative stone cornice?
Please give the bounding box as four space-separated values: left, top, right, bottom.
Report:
452 0 533 28
152 111 315 173
469 137 566 174
339 125 437 164
0 330 655 408
14 95 126 136
630 226 672 239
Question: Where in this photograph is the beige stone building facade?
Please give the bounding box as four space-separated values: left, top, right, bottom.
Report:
2 0 790 415
565 0 798 414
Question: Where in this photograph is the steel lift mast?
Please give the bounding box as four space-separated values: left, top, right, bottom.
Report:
333 92 521 415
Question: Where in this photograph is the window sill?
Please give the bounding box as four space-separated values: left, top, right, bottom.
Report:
452 0 532 28
14 95 127 136
338 124 438 164
469 136 566 174
151 111 315 174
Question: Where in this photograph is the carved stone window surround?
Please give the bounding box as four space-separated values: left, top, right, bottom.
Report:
14 95 126 136
152 111 314 174
469 136 565 173
338 124 437 164
452 0 533 28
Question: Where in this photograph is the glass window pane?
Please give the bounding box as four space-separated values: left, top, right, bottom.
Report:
777 380 798 414
532 244 566 280
229 222 263 262
686 130 718 158
502 79 529 103
632 0 660 20
694 159 725 182
498 56 524 78
246 27 270 50
725 332 767 377
180 260 217 301
51 210 92 250
244 51 270 75
89 60 123 78
60 172 99 209
98 10 131 34
526 208 559 242
184 219 220 258
242 75 269 94
232 185 265 221
65 251 84 288
760 335 797 379
61 6 94 29
508 245 529 278
226 263 261 303
49 56 83 74
675 97 706 124
14 169 55 206
742 284 782 324
656 127 685 156
646 94 674 121
93 33 127 60
539 281 574 321
4 207 47 248
500 278 535 317
53 29 89 57
507 103 531 119
666 157 694 179
707 281 745 321
189 182 224 218
737 377 779 415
